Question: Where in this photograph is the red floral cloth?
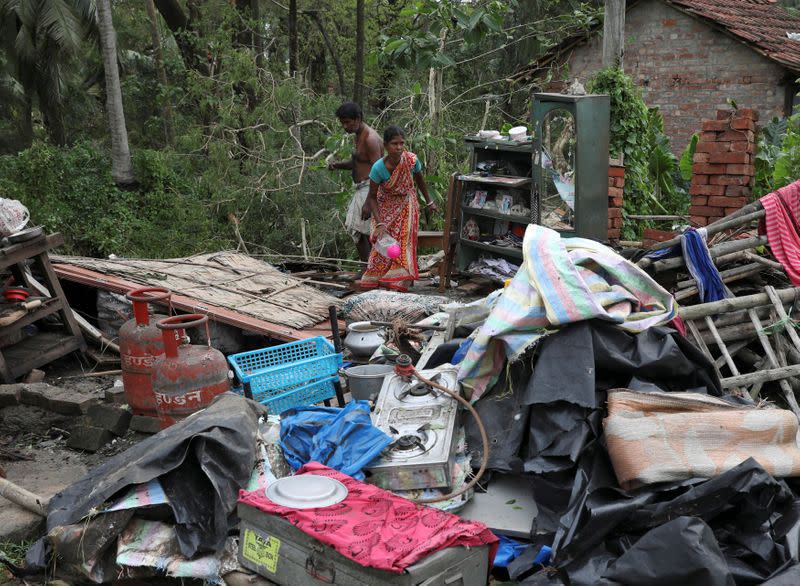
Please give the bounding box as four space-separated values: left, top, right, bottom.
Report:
238 462 498 573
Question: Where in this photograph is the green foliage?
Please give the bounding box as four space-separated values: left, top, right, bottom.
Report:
0 142 224 257
679 133 698 182
587 67 687 239
754 106 800 199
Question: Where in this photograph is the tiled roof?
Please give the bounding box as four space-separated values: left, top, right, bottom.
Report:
667 0 800 71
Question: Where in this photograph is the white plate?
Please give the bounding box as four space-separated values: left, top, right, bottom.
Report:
265 475 349 509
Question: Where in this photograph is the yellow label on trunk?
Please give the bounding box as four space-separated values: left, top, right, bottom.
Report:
243 528 281 573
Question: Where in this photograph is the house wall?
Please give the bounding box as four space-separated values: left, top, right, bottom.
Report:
559 0 791 153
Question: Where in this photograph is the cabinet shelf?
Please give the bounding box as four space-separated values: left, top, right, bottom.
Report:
1 298 63 336
461 205 531 224
460 238 523 260
458 174 531 188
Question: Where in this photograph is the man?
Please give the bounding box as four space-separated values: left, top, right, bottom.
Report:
328 102 383 262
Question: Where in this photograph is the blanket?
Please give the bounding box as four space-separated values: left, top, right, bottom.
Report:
457 225 677 400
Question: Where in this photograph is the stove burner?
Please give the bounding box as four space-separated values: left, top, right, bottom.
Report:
384 425 435 459
395 434 425 450
395 372 444 402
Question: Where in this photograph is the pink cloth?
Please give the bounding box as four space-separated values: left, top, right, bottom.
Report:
238 463 498 573
760 179 800 285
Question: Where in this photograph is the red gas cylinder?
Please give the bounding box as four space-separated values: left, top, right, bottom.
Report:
152 314 230 429
119 287 171 416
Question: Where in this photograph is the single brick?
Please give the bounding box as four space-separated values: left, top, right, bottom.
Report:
105 386 127 405
0 384 22 407
716 109 733 120
19 384 47 409
709 175 751 186
699 132 718 142
690 215 709 227
23 370 45 383
691 196 708 206
689 205 724 216
708 196 747 208
719 130 754 142
695 141 730 154
730 117 755 131
708 151 750 165
690 184 725 196
607 229 621 240
725 185 752 197
608 186 624 197
691 175 709 186
608 208 622 219
87 403 132 436
610 197 623 207
736 108 758 121
693 163 727 175
692 152 711 163
726 164 755 176
608 166 625 177
702 120 730 132
730 141 755 153
66 425 114 453
130 415 162 434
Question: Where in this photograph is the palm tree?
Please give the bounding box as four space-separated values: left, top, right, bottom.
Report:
96 0 134 186
0 0 95 146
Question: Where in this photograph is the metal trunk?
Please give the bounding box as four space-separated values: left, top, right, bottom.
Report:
119 287 171 416
152 314 230 429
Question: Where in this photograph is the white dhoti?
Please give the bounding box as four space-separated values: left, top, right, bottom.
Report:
345 180 371 242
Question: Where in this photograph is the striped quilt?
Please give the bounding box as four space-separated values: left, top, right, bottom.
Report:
457 225 677 401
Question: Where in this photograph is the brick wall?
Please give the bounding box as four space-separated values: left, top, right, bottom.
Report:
688 108 757 226
554 0 790 155
608 164 624 241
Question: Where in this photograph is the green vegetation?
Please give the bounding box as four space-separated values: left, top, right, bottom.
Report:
587 66 687 240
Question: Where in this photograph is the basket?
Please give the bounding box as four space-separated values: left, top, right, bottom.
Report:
228 337 342 413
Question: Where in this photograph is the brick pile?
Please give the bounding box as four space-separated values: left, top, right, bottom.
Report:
688 108 757 226
608 164 625 241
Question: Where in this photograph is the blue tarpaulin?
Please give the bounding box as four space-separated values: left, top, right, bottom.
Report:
279 400 392 480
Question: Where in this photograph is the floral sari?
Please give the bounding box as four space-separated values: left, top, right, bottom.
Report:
361 151 420 289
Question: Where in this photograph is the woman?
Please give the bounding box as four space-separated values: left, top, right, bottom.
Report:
359 126 438 292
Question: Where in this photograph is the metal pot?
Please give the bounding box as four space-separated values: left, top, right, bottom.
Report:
343 364 394 401
343 321 385 357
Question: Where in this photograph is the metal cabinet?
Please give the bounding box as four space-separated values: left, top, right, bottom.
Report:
532 93 610 242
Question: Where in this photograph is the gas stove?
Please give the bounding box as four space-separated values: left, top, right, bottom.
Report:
366 367 460 491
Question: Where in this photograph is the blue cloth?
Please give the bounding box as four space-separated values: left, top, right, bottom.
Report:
451 338 472 365
279 401 392 480
494 535 528 568
369 156 422 184
681 228 729 303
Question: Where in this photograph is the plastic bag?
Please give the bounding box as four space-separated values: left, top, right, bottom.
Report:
279 400 392 480
0 198 29 236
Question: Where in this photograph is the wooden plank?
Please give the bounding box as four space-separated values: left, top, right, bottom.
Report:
439 174 460 293
53 263 337 342
0 298 62 336
722 364 800 387
33 251 86 352
674 263 761 302
5 332 83 380
0 233 64 270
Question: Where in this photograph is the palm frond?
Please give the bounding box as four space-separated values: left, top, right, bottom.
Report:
0 71 25 104
38 0 82 52
0 0 20 18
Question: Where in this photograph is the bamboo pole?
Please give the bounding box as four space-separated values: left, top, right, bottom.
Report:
643 200 764 254
651 236 768 273
678 288 799 321
0 477 48 516
673 263 761 302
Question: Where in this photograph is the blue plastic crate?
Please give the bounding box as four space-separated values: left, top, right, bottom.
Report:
227 337 342 409
258 376 338 415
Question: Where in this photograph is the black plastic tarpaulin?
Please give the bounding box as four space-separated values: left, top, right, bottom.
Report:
47 393 266 557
